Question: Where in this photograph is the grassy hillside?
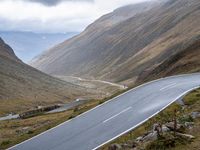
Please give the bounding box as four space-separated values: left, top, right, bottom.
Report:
0 38 20 61
0 38 105 115
30 1 159 79
31 0 200 87
136 37 200 84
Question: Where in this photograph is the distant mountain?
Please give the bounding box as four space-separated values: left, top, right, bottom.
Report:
31 0 200 86
0 38 102 115
0 31 78 62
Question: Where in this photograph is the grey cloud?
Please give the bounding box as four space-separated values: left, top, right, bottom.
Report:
0 0 151 33
28 0 94 6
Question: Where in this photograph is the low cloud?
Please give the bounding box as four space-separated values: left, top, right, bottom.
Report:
27 0 94 6
0 0 152 33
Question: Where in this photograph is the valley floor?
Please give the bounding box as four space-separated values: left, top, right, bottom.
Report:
0 99 104 149
0 88 199 150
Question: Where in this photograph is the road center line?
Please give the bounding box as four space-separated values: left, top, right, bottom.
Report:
103 107 132 123
160 83 176 91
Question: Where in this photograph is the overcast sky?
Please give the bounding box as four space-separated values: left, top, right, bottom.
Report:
0 0 151 33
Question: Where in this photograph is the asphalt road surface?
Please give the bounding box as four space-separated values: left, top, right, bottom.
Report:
9 73 200 150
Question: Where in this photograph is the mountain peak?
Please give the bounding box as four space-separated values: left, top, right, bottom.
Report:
0 37 21 62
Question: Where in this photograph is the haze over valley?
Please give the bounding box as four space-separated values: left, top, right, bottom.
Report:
0 31 78 62
0 0 200 149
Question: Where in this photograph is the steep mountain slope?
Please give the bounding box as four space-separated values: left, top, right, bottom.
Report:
0 38 20 61
0 38 104 115
31 0 200 86
30 1 159 78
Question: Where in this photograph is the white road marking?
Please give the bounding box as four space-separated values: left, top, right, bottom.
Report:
103 107 132 123
160 83 176 91
93 85 200 150
8 73 200 150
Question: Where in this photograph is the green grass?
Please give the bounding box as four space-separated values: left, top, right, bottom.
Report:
1 87 199 150
1 140 11 147
145 133 193 150
0 98 112 149
101 88 200 150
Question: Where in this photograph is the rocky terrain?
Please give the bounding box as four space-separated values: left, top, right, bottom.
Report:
31 0 200 87
103 89 200 150
1 0 200 149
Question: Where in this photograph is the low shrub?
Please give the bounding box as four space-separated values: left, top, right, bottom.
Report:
27 130 34 134
1 140 11 146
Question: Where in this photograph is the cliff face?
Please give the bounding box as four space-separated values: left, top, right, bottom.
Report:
31 0 200 86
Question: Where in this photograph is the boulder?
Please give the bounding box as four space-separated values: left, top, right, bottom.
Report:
176 98 185 106
135 136 143 142
162 125 170 132
165 122 182 131
190 112 200 119
142 131 158 142
176 133 195 139
153 123 160 131
153 123 170 134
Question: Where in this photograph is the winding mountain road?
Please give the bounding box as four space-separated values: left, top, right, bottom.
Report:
9 73 200 150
